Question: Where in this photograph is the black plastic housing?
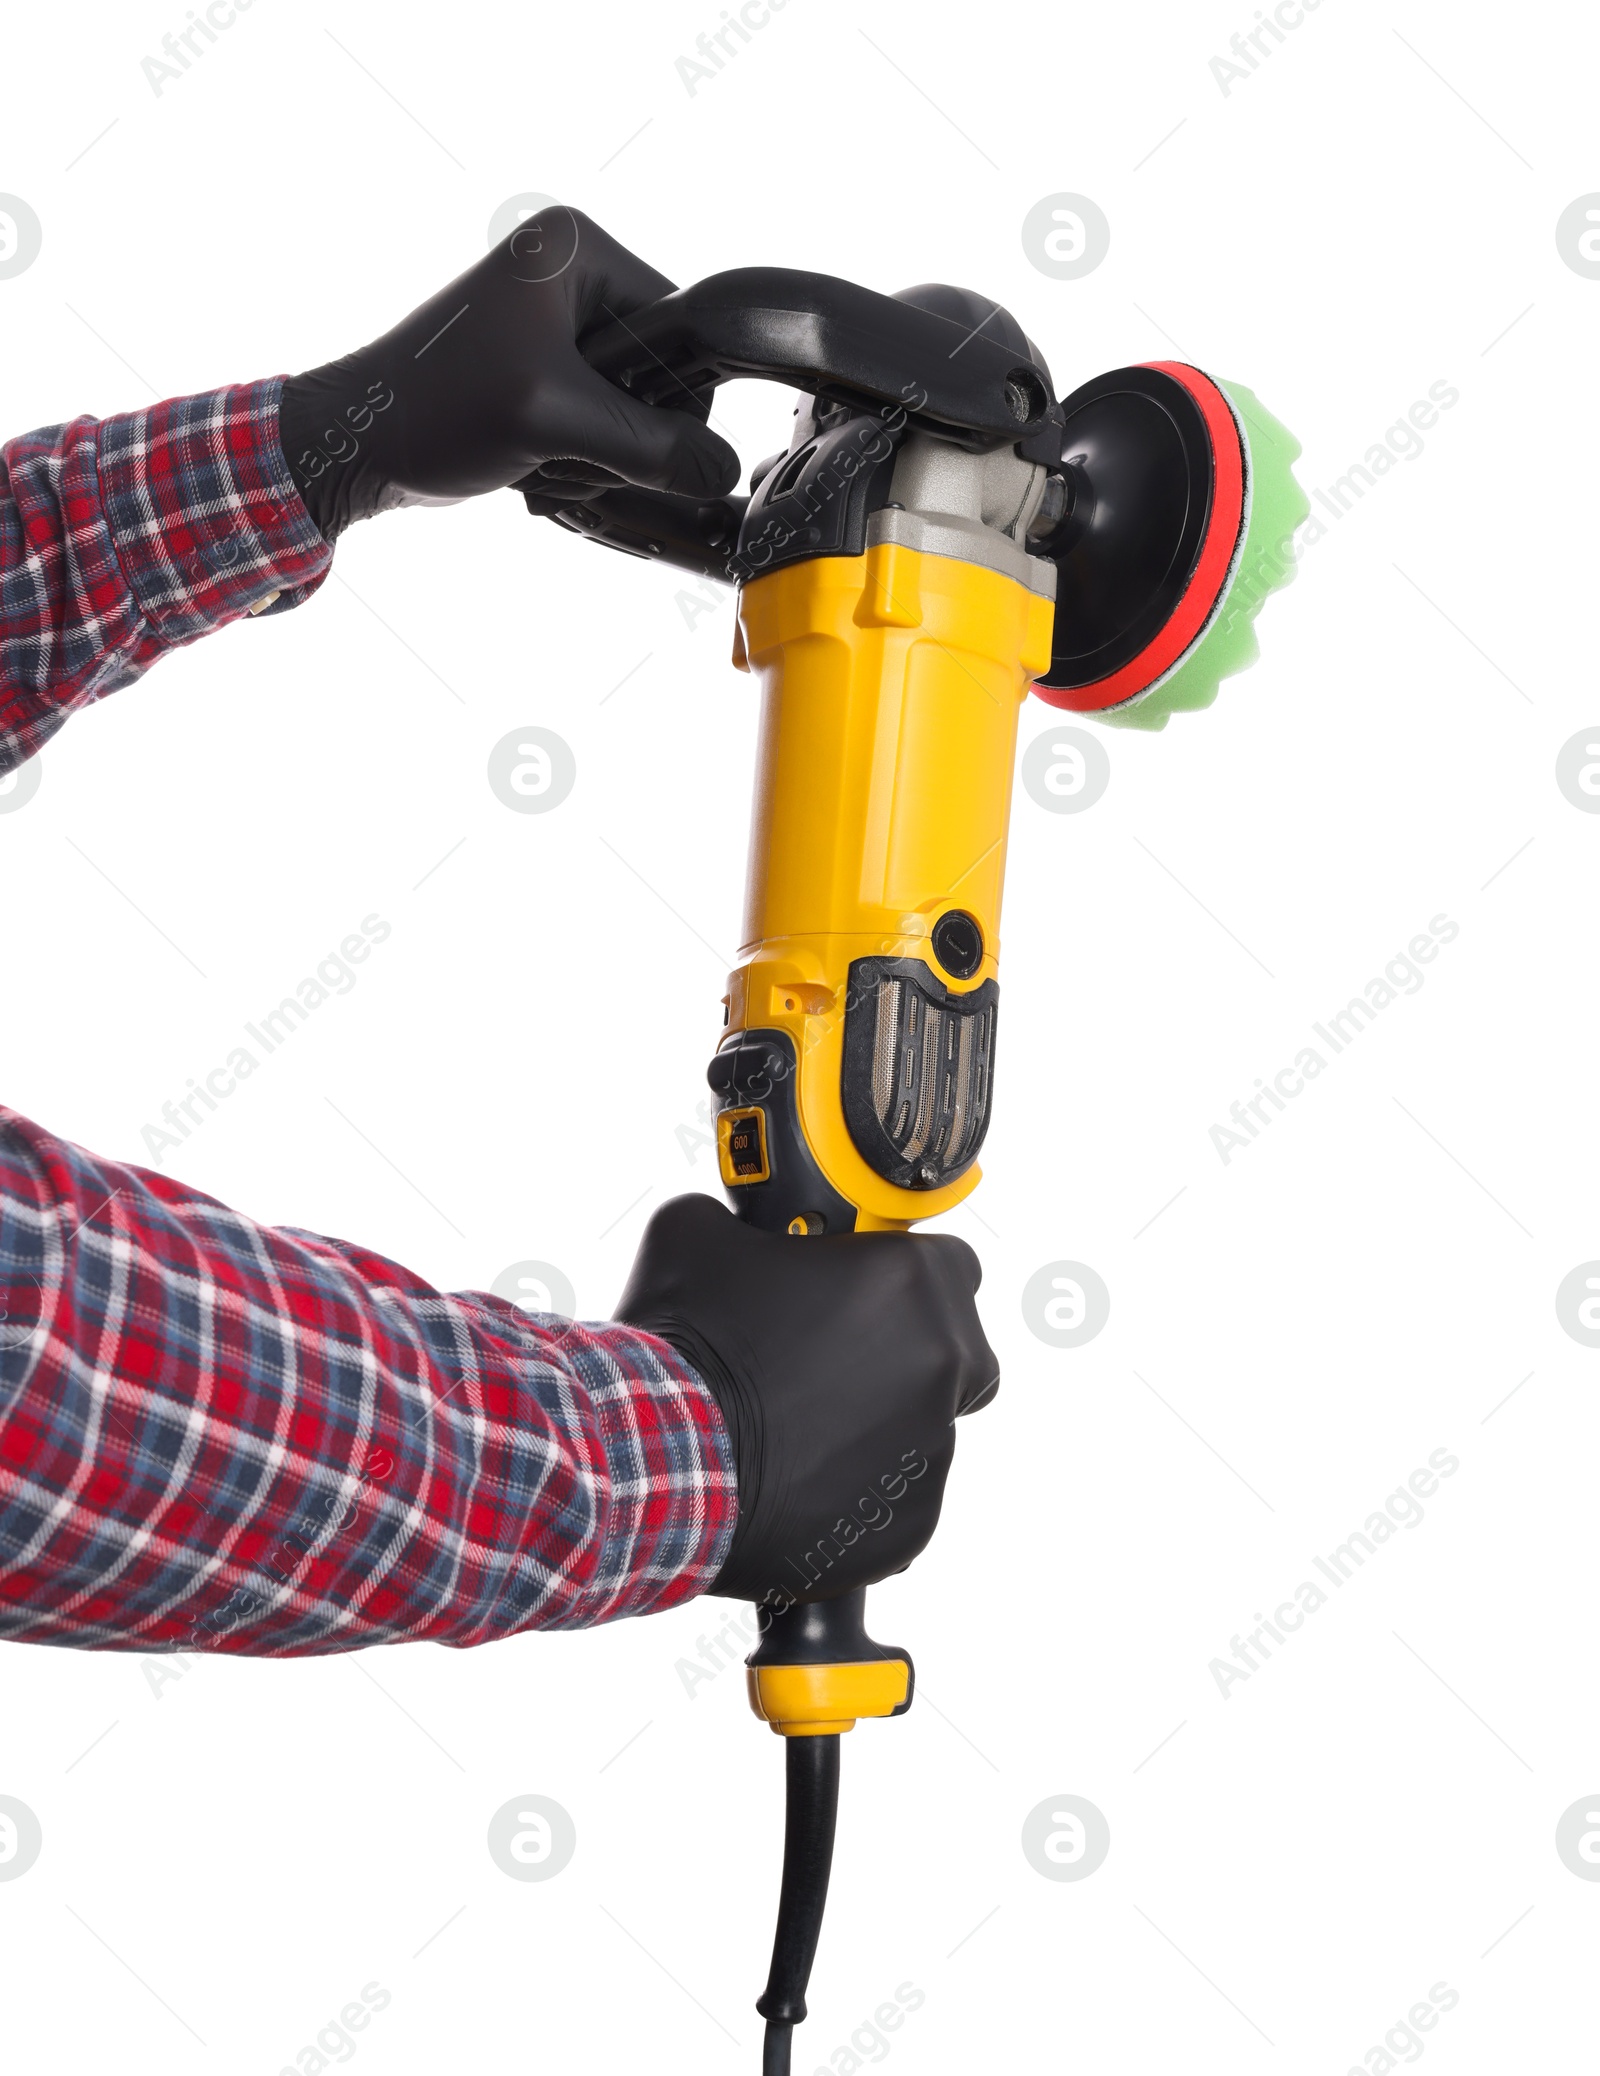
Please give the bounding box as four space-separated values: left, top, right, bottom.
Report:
731 405 906 583
706 1030 858 1235
547 486 748 581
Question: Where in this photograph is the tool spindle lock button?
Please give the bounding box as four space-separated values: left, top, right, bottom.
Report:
931 910 984 981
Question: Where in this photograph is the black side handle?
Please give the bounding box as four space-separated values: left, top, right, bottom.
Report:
532 268 1065 580
579 267 1055 446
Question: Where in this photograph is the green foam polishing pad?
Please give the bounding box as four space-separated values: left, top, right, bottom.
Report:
1031 364 1308 732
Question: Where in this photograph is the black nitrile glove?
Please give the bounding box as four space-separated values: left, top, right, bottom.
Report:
277 204 738 541
616 1195 998 1607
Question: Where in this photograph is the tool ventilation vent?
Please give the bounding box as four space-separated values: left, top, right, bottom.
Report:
841 959 998 1190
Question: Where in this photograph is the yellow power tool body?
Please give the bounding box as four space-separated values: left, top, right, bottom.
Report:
717 530 1052 1240
533 266 1303 2073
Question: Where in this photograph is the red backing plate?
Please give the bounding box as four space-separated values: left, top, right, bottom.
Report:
1036 362 1246 713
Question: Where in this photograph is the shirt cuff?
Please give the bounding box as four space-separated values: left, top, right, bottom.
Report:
96 375 331 645
501 1315 740 1629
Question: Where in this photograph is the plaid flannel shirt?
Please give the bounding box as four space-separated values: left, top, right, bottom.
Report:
0 380 736 1651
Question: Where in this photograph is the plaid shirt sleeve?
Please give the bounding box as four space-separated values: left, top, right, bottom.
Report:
0 377 332 774
0 1107 737 1652
0 388 739 1650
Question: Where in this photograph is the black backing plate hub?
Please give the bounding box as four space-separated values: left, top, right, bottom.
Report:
1033 364 1224 692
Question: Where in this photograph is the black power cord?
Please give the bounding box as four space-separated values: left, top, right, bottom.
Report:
756 1734 840 2076
746 1592 915 2074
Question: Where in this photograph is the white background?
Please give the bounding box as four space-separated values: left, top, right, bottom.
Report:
1 1 1596 2071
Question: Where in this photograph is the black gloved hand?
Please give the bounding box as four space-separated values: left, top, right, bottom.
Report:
278 204 738 541
616 1195 998 1607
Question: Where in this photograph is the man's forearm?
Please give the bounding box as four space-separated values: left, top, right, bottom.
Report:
0 379 331 773
0 1108 736 1651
